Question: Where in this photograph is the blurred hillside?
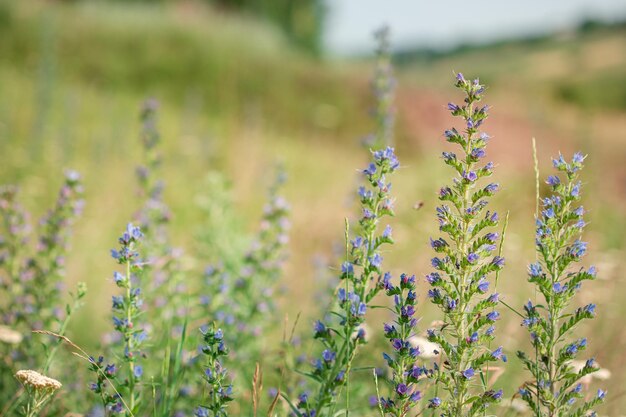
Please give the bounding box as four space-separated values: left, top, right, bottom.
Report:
395 19 626 112
1 0 625 412
0 0 360 138
394 20 626 248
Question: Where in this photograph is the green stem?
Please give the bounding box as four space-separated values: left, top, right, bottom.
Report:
317 191 382 414
125 260 135 414
454 101 475 416
373 369 385 417
546 229 561 417
43 293 81 374
24 398 33 417
531 138 541 416
344 219 350 417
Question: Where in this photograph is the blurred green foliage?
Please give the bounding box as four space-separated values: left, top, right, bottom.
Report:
49 0 325 54
0 0 364 138
556 71 626 111
210 0 325 54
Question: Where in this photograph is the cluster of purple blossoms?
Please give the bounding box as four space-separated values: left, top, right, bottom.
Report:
111 223 143 266
425 74 505 416
518 153 606 416
87 355 124 414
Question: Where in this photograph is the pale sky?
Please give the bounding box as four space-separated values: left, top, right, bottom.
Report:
324 0 626 55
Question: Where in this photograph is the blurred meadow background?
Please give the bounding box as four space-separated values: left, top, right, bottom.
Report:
1 0 626 414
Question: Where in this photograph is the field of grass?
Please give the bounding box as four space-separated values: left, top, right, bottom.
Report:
1 0 625 415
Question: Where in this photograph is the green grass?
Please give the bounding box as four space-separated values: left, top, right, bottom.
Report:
0 0 368 137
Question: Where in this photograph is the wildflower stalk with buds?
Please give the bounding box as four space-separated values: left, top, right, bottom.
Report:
0 171 83 341
26 170 84 334
200 167 289 409
136 99 170 245
104 223 146 415
379 273 426 416
517 153 605 417
133 100 191 340
0 171 84 408
230 168 290 343
87 355 124 415
195 324 234 417
295 147 399 417
425 74 506 416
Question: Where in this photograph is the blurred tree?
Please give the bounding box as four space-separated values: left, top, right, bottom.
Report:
209 0 325 54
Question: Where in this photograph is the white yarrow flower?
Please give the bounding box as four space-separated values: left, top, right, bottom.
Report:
15 370 62 391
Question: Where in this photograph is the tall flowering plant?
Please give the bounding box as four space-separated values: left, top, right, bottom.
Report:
194 172 248 272
517 153 606 416
133 99 184 323
201 169 289 373
112 223 146 415
304 25 396 338
0 171 83 340
0 185 33 383
230 169 290 340
28 170 84 329
172 167 289 417
279 29 398 415
88 223 146 416
131 100 192 417
379 273 427 416
0 171 84 409
294 146 399 417
195 324 234 417
135 98 170 245
424 74 506 415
